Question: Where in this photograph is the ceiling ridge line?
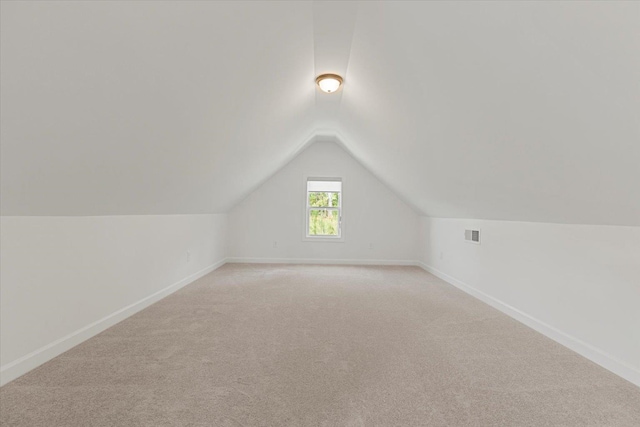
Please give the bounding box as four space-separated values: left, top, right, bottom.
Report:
311 0 319 112
336 1 360 118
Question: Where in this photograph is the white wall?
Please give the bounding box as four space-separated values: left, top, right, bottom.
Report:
229 141 419 263
418 217 640 386
0 214 228 385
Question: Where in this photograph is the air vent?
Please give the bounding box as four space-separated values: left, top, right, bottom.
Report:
464 229 481 244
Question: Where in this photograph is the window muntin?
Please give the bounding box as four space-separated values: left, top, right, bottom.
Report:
306 179 342 238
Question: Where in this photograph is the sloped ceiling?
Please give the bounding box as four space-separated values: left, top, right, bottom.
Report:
2 1 638 225
1 1 317 215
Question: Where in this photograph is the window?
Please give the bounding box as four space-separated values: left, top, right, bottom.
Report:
306 178 342 239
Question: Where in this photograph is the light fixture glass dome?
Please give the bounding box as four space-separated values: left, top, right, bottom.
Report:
316 74 343 93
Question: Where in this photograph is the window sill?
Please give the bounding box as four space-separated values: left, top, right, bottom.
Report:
303 236 345 243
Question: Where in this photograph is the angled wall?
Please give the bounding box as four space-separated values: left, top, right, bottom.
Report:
0 214 228 385
228 141 419 264
418 217 640 386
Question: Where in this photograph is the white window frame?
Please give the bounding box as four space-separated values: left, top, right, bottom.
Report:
304 177 344 242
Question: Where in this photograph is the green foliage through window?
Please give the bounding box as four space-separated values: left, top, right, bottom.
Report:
308 209 339 236
306 180 341 238
308 192 339 207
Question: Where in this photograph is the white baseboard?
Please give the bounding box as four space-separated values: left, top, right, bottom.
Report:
0 258 227 387
5 258 636 389
226 257 416 266
416 261 640 388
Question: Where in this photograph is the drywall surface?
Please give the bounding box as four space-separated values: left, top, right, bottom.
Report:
4 1 639 226
418 217 640 385
228 141 419 263
340 1 640 225
1 1 316 215
0 214 227 385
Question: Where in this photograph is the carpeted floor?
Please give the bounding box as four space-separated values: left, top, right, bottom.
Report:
1 264 639 426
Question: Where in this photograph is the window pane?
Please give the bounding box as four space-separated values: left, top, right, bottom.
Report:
308 192 340 207
308 209 339 236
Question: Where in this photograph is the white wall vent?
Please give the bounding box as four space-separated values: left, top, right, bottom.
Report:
464 229 481 244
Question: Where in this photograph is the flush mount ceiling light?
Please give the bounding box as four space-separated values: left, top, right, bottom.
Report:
316 74 343 93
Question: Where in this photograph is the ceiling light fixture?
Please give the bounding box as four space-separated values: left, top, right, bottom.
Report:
316 74 343 93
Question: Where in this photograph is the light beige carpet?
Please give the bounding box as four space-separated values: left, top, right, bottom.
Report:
1 264 639 426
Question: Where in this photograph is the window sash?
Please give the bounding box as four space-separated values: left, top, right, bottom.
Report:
307 191 341 209
305 178 343 239
306 207 342 237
